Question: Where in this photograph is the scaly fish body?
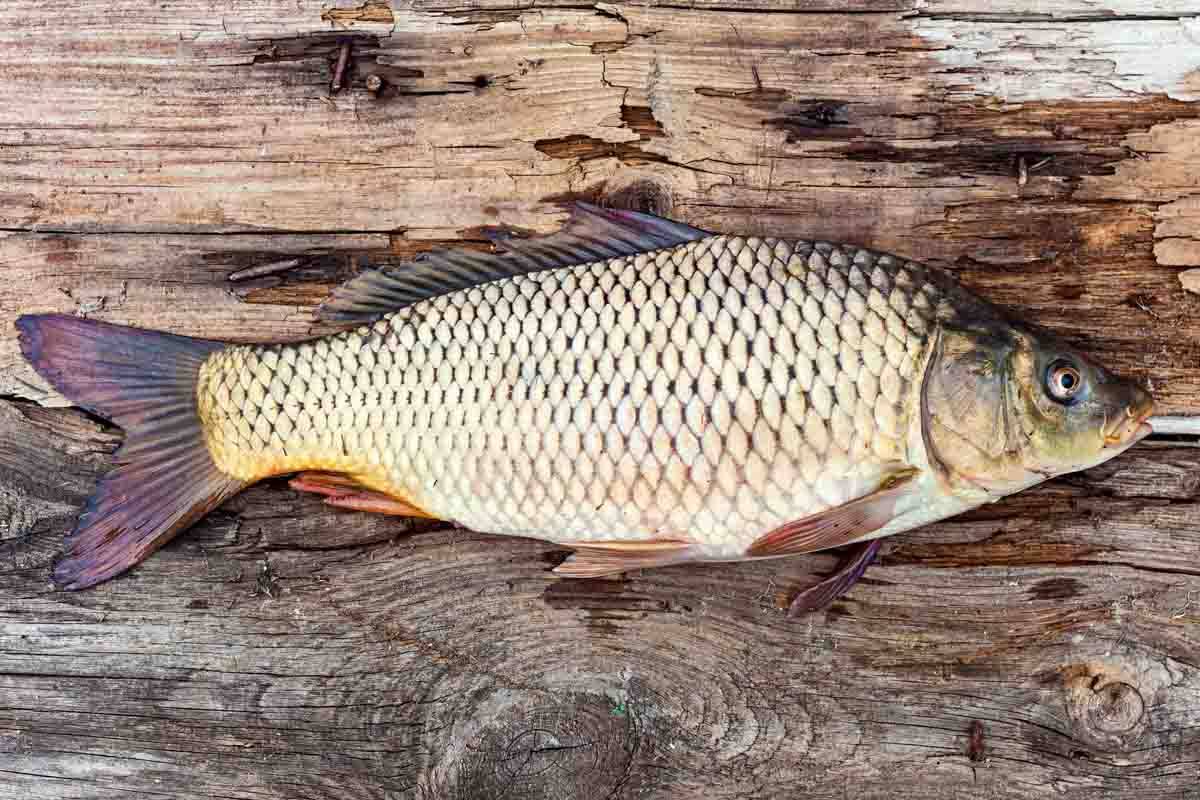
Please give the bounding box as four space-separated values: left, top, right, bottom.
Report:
198 236 956 558
18 203 1153 598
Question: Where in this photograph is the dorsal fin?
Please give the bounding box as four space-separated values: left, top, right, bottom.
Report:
316 202 709 325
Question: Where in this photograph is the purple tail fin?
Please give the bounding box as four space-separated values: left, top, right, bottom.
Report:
16 314 245 590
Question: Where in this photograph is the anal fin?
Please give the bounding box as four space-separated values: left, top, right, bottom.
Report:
289 472 437 519
747 468 918 558
554 539 697 579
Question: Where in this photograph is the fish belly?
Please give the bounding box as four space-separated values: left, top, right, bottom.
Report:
196 236 945 558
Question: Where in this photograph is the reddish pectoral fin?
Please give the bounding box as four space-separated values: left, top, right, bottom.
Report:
554 539 697 578
747 469 918 558
786 539 882 616
289 472 437 519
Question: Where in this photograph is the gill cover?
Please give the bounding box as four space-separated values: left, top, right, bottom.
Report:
921 323 1029 495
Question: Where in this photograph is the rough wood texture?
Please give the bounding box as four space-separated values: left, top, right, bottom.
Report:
3 1 1200 798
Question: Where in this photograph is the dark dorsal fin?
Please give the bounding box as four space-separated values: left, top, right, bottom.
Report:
316 202 710 324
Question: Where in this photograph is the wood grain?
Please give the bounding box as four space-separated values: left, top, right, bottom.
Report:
3 1 1200 798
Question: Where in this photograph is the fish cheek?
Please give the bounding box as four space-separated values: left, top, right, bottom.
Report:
1014 352 1104 474
922 327 1025 489
1013 382 1068 472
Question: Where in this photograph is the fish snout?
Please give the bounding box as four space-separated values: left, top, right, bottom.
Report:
1103 388 1155 448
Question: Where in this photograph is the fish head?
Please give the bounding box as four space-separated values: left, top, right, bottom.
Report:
923 318 1153 496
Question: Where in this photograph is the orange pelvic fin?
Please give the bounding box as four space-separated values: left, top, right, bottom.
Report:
289 472 437 519
553 539 697 578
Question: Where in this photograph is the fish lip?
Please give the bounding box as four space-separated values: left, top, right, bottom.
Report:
1107 421 1153 448
1103 404 1155 448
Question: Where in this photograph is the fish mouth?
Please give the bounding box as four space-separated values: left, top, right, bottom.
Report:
1103 400 1155 448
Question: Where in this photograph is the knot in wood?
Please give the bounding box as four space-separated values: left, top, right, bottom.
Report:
449 694 637 799
1063 669 1148 753
1086 681 1144 736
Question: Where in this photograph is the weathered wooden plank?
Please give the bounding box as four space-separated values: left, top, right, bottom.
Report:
3 399 1200 798
2 2 1197 245
3 2 1200 410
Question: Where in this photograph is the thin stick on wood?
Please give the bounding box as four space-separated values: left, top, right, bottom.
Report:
228 258 305 282
1148 416 1200 436
330 40 351 94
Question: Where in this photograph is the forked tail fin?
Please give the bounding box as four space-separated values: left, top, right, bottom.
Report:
16 314 246 590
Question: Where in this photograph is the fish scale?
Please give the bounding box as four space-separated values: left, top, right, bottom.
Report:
195 235 942 558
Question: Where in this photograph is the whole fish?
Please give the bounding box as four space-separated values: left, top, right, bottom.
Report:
17 204 1153 612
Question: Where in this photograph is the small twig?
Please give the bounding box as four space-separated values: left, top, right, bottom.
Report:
228 257 305 282
1170 590 1199 620
1129 293 1159 319
1017 155 1054 187
1148 416 1200 436
1028 155 1054 173
330 40 352 94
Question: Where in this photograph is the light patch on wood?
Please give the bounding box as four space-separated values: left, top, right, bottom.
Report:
1155 196 1200 267
1078 120 1200 267
1158 236 1200 268
1178 268 1200 295
321 1 394 26
914 17 1200 101
923 0 1200 14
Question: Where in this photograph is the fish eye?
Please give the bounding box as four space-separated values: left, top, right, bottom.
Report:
1046 359 1084 404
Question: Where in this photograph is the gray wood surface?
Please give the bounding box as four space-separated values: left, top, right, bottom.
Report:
3 1 1200 797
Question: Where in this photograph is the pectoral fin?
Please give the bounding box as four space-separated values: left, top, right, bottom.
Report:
747 469 918 558
554 539 697 578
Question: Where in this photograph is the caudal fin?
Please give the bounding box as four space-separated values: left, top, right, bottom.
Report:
16 314 245 590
